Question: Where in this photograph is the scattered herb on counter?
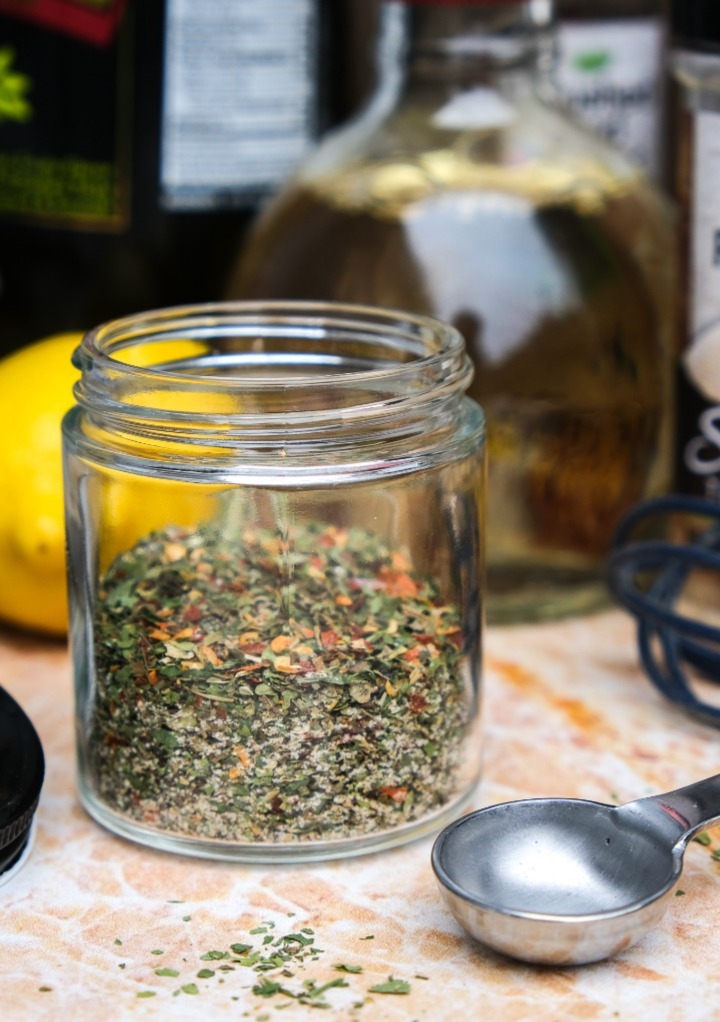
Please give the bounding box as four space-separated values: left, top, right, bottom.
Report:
368 976 411 995
89 522 472 844
125 918 415 1012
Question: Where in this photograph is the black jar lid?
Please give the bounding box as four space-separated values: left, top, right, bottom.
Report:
0 686 44 876
671 0 720 48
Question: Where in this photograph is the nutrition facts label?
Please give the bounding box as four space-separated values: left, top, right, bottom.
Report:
160 0 318 209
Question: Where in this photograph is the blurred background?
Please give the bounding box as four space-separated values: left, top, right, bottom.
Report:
1 0 719 637
0 0 674 355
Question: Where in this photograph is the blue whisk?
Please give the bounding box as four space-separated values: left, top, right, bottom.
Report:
606 495 720 725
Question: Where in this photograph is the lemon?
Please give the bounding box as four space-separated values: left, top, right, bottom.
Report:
0 332 221 636
0 333 82 636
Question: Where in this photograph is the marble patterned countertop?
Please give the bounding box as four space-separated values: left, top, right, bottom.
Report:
2 611 719 1021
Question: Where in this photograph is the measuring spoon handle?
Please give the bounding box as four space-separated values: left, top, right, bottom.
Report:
625 773 720 849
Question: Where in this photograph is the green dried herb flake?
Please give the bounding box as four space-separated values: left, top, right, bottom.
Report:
369 976 411 994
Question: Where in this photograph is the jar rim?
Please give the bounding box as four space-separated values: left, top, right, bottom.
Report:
76 300 467 395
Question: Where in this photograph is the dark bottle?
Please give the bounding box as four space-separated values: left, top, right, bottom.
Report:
229 0 677 624
0 0 329 356
669 0 720 500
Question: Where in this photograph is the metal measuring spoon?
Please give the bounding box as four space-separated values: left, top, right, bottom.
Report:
432 774 720 966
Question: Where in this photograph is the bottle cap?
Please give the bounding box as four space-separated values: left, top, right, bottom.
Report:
0 686 44 878
671 0 720 48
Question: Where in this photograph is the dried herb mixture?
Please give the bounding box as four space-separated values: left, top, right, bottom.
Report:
88 521 472 843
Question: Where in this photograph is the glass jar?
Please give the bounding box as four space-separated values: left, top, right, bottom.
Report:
62 302 485 862
229 0 676 624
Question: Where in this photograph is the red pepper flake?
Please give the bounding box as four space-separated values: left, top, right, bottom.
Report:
379 785 408 804
446 630 463 650
321 629 340 649
409 693 428 714
200 645 222 666
402 648 422 663
378 568 419 598
147 669 159 686
183 603 203 623
239 641 266 656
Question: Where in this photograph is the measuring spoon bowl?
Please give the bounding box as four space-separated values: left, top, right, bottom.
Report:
432 774 720 966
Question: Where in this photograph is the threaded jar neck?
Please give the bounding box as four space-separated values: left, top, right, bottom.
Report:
70 302 479 480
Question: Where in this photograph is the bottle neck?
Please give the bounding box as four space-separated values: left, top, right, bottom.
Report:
377 1 556 94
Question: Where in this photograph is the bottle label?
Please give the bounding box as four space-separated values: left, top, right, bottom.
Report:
683 108 720 494
160 0 319 210
0 1 130 228
555 17 664 176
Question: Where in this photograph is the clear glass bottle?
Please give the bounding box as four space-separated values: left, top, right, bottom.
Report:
228 0 676 623
62 302 485 862
669 0 720 501
554 0 667 177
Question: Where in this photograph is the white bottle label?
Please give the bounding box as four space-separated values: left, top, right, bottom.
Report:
555 17 663 176
684 109 720 484
160 0 318 209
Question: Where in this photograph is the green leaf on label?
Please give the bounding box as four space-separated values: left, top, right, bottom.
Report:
574 50 611 73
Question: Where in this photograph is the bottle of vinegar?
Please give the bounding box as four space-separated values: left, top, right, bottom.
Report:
229 0 677 623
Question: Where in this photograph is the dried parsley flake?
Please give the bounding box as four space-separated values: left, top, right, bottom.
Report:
369 976 411 994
